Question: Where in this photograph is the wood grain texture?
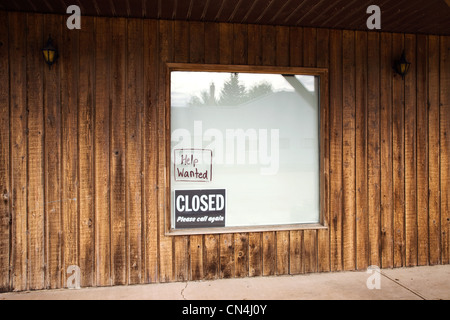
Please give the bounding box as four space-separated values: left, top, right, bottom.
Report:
44 13 63 290
0 10 10 292
1 11 449 292
404 34 418 267
78 16 96 288
440 36 450 265
94 17 112 287
380 32 393 269
111 18 127 285
26 13 45 290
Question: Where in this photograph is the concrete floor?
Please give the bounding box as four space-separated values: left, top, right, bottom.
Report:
1 265 449 300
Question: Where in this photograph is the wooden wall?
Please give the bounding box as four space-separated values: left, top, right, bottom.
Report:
0 11 449 292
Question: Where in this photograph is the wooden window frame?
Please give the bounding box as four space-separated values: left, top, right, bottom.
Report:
165 63 329 236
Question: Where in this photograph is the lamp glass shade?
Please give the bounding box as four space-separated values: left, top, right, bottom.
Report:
395 51 411 79
42 37 58 67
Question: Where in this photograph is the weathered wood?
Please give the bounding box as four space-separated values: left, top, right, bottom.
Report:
404 34 418 267
2 12 450 293
126 18 144 284
380 32 393 269
355 31 369 270
0 10 10 292
440 36 450 265
78 16 96 288
43 14 63 290
416 34 429 266
158 20 174 283
9 11 28 292
262 232 276 276
367 32 381 268
342 30 356 271
94 17 112 287
25 13 45 290
61 17 80 287
316 27 330 273
143 19 160 283
392 33 405 268
428 35 441 266
111 18 127 286
329 29 343 272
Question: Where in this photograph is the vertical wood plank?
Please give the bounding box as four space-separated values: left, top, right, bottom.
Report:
355 31 369 270
329 29 343 272
158 20 174 283
78 16 95 288
26 13 45 290
61 18 80 287
380 32 393 269
367 32 381 268
428 35 441 266
234 233 248 278
342 30 356 271
440 36 450 265
248 24 262 66
126 18 144 284
10 12 28 292
0 10 10 292
144 19 160 283
110 18 127 286
190 22 205 64
416 34 429 266
404 34 418 267
44 13 63 289
393 34 406 268
317 27 330 273
94 17 111 286
204 234 219 280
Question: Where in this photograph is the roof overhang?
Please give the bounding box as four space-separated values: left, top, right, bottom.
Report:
1 0 449 35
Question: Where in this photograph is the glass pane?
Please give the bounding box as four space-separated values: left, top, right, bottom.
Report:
171 71 320 229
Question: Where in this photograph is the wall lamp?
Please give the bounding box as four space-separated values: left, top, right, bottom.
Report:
394 51 411 80
42 35 59 69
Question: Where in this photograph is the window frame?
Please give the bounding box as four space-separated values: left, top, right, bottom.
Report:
165 63 329 236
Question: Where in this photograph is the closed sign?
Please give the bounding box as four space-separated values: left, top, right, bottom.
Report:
175 189 226 229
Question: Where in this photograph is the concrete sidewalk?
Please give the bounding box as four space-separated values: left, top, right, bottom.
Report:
1 265 449 300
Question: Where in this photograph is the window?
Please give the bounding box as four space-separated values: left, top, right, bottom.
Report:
168 64 328 235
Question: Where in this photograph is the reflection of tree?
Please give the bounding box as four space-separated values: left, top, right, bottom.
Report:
189 73 274 107
219 73 247 106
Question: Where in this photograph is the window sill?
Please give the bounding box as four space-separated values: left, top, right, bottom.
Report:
166 223 328 236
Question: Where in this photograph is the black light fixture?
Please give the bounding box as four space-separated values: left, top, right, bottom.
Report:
42 35 58 69
394 51 411 80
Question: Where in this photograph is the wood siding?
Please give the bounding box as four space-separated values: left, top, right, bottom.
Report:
0 11 449 292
